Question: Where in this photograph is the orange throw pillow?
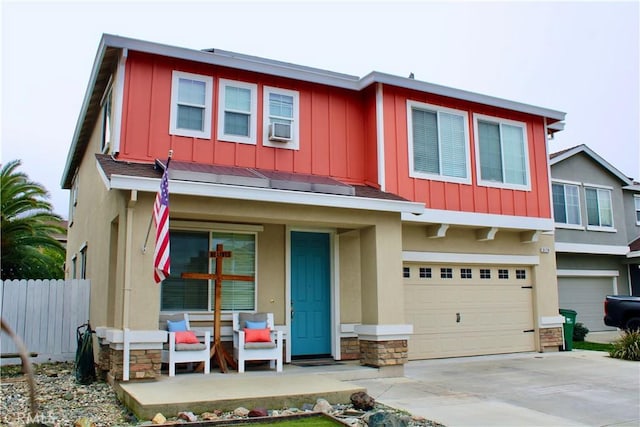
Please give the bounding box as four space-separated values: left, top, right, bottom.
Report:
175 331 200 344
244 328 271 343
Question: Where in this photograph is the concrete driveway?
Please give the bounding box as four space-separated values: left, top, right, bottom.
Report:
350 351 639 426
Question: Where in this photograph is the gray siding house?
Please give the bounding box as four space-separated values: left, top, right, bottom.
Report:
550 145 639 331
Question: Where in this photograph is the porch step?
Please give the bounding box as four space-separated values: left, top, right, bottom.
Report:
115 372 366 420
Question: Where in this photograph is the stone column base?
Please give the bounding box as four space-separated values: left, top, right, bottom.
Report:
359 339 408 367
539 327 563 352
340 337 360 360
109 348 162 380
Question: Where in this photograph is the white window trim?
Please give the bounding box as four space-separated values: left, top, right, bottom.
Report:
473 113 531 191
217 78 258 145
169 70 213 139
552 181 582 227
263 86 300 150
585 186 615 230
161 224 259 313
100 76 114 154
635 195 640 225
407 100 472 184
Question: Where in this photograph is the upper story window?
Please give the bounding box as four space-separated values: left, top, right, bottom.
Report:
403 267 410 278
263 86 300 150
585 186 614 230
170 71 213 139
635 195 640 225
474 114 530 190
217 79 257 144
100 81 113 153
552 182 581 227
407 101 471 184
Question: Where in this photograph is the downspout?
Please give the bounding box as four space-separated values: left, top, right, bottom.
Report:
375 83 386 191
122 190 138 329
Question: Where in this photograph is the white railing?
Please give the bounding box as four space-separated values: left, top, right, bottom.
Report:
0 279 90 365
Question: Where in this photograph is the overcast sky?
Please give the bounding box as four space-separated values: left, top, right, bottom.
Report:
2 0 639 219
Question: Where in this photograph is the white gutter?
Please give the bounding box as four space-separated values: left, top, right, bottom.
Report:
107 174 425 215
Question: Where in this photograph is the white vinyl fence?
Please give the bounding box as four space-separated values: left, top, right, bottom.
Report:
0 279 90 365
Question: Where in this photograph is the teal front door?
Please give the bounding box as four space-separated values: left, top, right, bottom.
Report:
291 231 331 357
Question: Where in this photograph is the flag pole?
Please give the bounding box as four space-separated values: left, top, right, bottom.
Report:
142 150 173 253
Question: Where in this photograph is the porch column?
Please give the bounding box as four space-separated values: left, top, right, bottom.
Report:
355 218 412 372
533 234 564 352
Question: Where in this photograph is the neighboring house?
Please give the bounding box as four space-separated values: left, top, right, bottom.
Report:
61 34 567 381
550 144 640 332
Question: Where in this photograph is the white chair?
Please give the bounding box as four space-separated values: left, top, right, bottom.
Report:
232 312 283 373
161 313 210 377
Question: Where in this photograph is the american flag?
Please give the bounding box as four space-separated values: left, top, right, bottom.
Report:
153 160 171 283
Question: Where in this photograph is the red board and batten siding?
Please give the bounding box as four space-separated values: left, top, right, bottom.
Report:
119 51 370 184
381 86 552 219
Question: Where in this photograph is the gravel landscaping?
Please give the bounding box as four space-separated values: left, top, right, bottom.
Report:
1 362 445 427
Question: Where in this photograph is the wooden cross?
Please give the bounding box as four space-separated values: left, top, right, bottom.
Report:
181 243 254 373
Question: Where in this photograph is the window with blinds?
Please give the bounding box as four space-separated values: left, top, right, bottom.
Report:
217 79 257 144
161 230 256 312
474 114 530 190
407 100 471 184
552 182 581 225
585 187 614 228
170 71 213 139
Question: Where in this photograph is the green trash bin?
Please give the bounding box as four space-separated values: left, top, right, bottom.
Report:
559 309 577 351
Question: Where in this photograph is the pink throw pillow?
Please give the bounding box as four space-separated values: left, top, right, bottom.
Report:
244 328 271 343
175 331 200 344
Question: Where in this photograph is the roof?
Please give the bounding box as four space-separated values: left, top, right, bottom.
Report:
95 154 422 213
62 33 567 189
549 144 634 186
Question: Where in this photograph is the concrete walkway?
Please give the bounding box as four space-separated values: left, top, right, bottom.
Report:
350 350 639 427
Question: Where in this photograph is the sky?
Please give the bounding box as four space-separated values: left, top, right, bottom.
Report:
1 0 639 219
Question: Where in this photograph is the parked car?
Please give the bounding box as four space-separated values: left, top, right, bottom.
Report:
604 295 640 330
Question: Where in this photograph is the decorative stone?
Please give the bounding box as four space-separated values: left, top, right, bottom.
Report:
63 392 74 400
351 391 375 410
234 407 250 417
249 408 268 417
151 413 166 424
302 403 314 411
313 398 333 413
178 411 197 422
367 411 409 427
74 417 95 427
201 412 219 421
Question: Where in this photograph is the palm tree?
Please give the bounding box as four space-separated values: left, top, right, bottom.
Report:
1 160 66 279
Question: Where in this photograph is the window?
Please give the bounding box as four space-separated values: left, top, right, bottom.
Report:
552 182 581 226
403 267 411 278
585 187 613 229
100 83 113 153
516 269 526 279
419 267 432 278
71 254 77 279
635 195 640 225
474 114 530 189
460 268 472 279
480 269 491 279
263 86 300 150
217 79 257 144
79 244 87 279
440 268 453 279
170 71 213 139
69 174 78 225
407 101 471 183
498 269 509 279
161 230 256 311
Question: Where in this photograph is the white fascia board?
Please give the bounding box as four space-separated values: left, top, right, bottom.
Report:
557 269 619 277
555 242 630 255
353 324 413 341
361 72 566 122
402 209 554 231
403 251 540 266
108 174 425 214
627 250 640 259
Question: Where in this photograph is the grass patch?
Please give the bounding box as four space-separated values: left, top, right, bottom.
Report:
572 341 614 352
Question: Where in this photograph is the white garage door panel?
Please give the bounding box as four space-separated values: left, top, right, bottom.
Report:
406 274 535 360
558 277 615 332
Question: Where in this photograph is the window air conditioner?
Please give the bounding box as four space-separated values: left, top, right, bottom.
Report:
268 122 292 142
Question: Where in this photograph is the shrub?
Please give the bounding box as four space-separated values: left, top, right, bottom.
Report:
573 322 589 342
609 330 640 361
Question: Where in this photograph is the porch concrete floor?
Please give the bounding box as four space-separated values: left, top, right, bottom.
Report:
115 361 382 420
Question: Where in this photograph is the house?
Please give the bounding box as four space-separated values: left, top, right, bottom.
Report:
61 34 567 381
550 144 640 332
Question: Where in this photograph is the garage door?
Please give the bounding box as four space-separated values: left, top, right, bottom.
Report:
405 264 535 360
558 277 615 332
